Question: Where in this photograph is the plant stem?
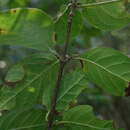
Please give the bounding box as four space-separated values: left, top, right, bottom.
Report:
47 0 77 130
78 0 121 8
47 62 65 130
63 0 77 58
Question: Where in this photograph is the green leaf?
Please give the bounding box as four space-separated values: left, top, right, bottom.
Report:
0 54 57 110
0 8 53 51
5 64 25 83
56 105 115 130
0 108 47 130
80 47 130 96
82 1 130 30
56 70 87 111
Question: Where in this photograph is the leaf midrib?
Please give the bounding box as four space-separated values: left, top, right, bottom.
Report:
80 57 129 83
11 124 44 130
58 121 111 130
57 74 85 103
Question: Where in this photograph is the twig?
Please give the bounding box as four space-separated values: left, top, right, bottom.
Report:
63 0 77 58
47 0 77 130
47 62 65 130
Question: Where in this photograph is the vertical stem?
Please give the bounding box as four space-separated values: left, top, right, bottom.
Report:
47 62 65 130
63 0 77 58
47 0 77 130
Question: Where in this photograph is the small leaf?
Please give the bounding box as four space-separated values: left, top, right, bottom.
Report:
5 64 25 83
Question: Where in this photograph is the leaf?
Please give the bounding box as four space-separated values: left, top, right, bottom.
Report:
0 54 57 110
0 108 47 130
5 64 25 83
80 47 130 96
14 55 58 109
56 70 87 111
56 105 115 130
82 0 130 30
0 8 53 51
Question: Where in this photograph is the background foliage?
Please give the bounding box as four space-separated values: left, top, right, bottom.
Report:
0 0 130 129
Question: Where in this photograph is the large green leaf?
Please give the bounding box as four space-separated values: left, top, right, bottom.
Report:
0 8 53 51
55 105 115 130
82 0 130 30
0 54 57 110
80 47 130 96
0 108 47 130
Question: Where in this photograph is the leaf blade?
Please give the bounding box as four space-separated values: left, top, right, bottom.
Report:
81 47 130 96
82 1 130 30
56 105 115 130
0 8 53 51
0 108 47 130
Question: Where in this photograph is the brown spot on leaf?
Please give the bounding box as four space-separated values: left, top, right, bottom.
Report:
125 83 130 96
69 101 78 108
4 78 24 88
4 81 17 87
11 9 17 13
13 10 16 13
0 28 3 34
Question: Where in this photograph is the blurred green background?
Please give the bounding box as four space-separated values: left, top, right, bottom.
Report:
0 0 130 129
